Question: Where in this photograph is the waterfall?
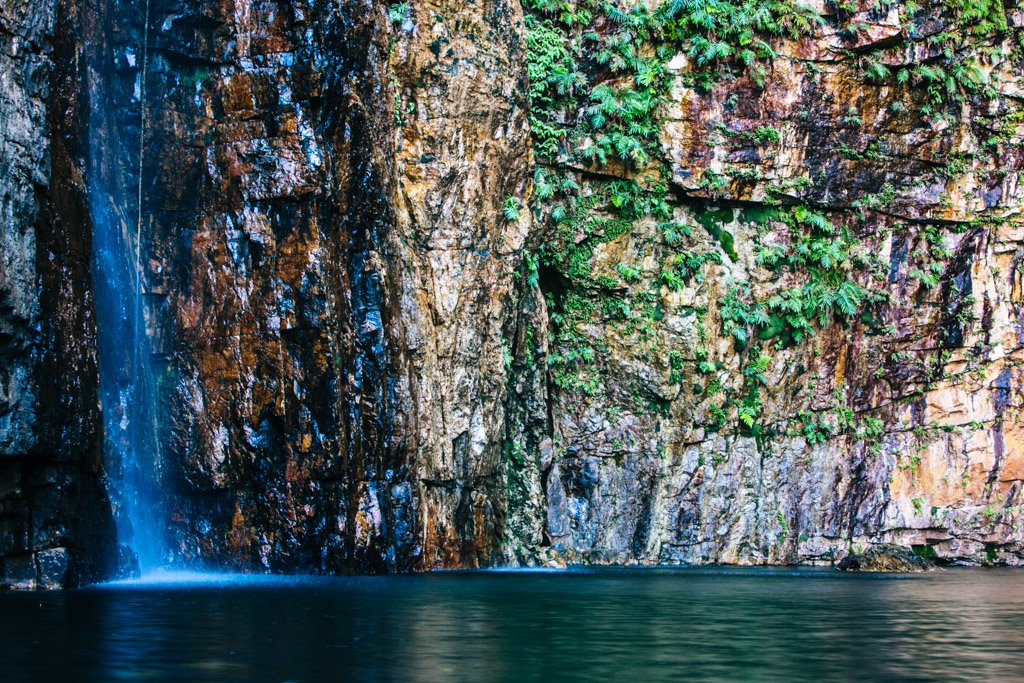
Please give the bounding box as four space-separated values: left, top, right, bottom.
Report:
89 0 165 574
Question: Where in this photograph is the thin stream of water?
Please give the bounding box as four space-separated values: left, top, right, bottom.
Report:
88 2 165 572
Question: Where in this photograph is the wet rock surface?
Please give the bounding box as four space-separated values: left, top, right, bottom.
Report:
1 0 1022 585
89 0 534 572
136 0 409 572
1 0 117 588
836 544 934 572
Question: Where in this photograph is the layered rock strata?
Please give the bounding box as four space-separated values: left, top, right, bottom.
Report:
534 0 1024 566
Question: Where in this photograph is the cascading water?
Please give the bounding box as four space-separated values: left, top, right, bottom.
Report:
88 0 165 574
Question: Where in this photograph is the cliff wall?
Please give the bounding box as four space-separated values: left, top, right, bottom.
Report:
88 0 535 572
0 0 116 588
1 0 1021 586
526 0 1024 566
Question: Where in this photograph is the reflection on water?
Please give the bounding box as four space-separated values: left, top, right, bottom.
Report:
1 567 1023 681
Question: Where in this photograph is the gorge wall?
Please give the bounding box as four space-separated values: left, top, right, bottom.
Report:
0 0 118 588
522 0 1024 567
1 0 1022 587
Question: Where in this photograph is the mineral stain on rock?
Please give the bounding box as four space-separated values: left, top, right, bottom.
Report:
1 0 1022 587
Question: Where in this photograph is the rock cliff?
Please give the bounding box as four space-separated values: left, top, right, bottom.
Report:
525 0 1024 566
1 0 1022 587
1 0 117 588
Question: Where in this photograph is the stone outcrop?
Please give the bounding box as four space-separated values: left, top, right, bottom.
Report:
836 543 934 572
387 0 536 567
131 0 413 572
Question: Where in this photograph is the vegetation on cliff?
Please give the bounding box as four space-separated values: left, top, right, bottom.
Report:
512 0 1024 564
517 0 1019 437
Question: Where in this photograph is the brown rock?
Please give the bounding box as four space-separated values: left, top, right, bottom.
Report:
837 544 934 572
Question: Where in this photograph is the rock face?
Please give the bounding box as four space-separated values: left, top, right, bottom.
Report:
1 0 1022 586
131 0 415 572
387 0 535 567
93 0 534 572
1 0 117 588
531 0 1024 568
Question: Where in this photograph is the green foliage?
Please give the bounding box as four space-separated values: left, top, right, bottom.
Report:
503 343 514 371
524 0 821 167
856 0 1007 111
798 411 834 445
909 267 940 289
504 439 527 466
522 0 888 439
718 123 781 146
749 125 781 145
943 0 1008 34
668 350 684 385
725 207 872 348
617 263 643 282
583 84 663 165
524 251 541 288
912 544 939 561
713 205 877 434
503 196 523 222
694 208 738 260
387 3 409 23
661 0 821 86
525 16 585 160
660 251 722 289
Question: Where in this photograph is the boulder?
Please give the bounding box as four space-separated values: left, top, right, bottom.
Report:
836 545 934 573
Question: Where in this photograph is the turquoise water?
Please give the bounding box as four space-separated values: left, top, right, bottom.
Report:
1 567 1022 681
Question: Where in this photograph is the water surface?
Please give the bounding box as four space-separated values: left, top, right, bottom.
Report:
1 567 1022 681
